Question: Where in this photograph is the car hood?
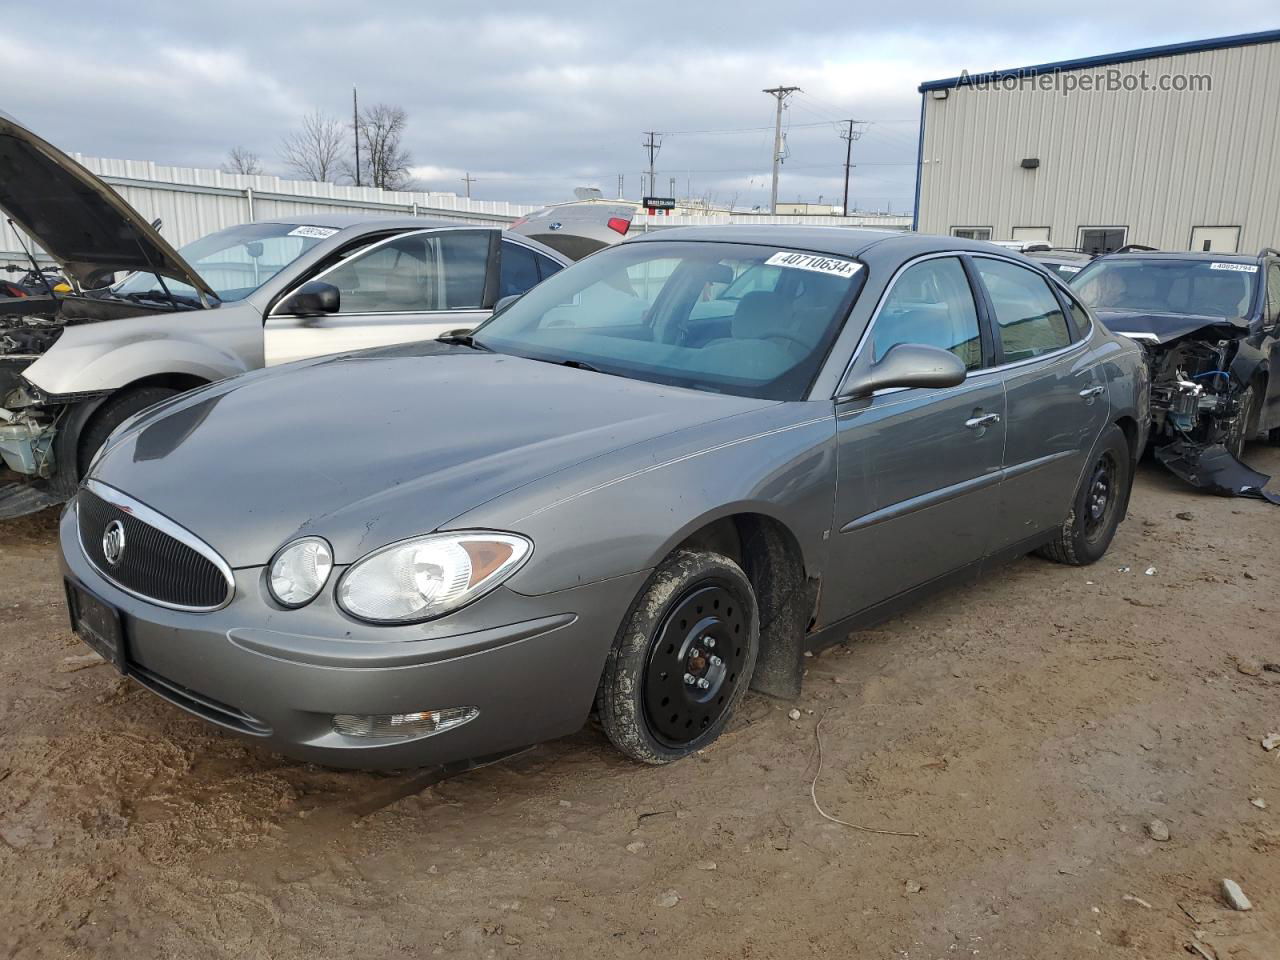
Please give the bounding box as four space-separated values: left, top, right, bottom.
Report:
90 343 773 566
1094 308 1247 344
0 112 214 297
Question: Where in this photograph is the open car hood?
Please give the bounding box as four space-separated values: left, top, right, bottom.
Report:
0 112 214 298
1094 308 1246 345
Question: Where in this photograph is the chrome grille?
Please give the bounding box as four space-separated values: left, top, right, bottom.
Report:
77 482 234 611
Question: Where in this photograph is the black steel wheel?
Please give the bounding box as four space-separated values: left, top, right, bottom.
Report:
1081 452 1119 543
597 550 759 764
1037 424 1132 566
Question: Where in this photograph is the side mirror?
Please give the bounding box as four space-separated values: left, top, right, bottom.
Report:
493 293 522 314
838 343 967 398
278 280 340 317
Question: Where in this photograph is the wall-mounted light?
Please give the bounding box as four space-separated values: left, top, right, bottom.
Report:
931 89 949 100
1020 158 1040 169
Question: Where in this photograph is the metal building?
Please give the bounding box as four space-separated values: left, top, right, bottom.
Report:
913 29 1280 254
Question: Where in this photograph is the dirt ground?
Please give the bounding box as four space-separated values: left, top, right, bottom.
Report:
2 454 1279 960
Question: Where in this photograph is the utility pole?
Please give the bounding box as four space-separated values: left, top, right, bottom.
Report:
617 173 624 199
642 131 662 197
669 176 676 199
839 120 863 216
352 86 361 188
762 85 800 214
461 172 476 199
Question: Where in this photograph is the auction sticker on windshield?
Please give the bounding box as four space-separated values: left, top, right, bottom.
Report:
1209 262 1258 273
765 251 861 278
288 225 341 240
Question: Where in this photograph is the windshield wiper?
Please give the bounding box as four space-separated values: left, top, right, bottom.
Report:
122 289 208 309
436 332 492 351
557 359 600 373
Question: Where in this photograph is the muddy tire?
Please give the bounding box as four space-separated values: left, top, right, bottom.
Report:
596 549 759 765
1037 424 1132 566
76 387 178 477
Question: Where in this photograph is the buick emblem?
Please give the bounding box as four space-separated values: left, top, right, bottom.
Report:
102 520 126 566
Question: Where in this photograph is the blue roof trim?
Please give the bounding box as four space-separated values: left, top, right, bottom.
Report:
918 28 1280 92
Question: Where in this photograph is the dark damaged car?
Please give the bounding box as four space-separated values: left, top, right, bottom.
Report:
1073 249 1280 498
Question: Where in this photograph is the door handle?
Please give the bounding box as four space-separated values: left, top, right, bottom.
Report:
1078 385 1105 399
965 413 1001 430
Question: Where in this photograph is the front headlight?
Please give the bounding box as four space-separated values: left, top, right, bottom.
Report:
268 537 333 608
336 532 531 623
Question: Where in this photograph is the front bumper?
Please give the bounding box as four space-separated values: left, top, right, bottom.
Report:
59 504 648 769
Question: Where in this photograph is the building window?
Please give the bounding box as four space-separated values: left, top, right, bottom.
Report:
1011 227 1051 243
951 227 992 241
1078 227 1127 255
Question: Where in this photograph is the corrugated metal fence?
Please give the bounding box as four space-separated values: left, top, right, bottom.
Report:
0 156 542 266
0 154 913 269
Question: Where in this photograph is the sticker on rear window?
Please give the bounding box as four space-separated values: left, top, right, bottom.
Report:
1210 262 1257 273
765 251 861 278
1058 265 1082 273
288 225 340 239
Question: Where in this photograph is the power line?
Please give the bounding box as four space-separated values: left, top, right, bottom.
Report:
762 85 801 213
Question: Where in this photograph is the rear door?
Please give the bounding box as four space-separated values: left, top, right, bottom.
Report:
264 229 496 365
822 254 1005 626
970 255 1109 552
1262 259 1280 429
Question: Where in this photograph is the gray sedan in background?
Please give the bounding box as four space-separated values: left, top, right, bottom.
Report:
60 228 1148 769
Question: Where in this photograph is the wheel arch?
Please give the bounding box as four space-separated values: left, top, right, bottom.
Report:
666 507 815 700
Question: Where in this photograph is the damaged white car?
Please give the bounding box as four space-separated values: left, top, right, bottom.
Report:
0 114 567 517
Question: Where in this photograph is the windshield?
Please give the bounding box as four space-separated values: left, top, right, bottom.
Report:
1073 258 1258 321
113 222 340 303
472 240 864 400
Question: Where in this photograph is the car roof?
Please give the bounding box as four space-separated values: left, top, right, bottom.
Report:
253 214 569 263
1027 250 1093 263
1101 250 1262 263
624 226 1005 259
259 214 468 230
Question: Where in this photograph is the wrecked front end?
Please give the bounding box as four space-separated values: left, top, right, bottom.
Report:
1105 313 1277 502
0 295 165 518
0 300 66 483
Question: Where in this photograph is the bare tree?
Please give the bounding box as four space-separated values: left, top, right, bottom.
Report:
279 111 346 182
349 103 413 191
222 146 263 176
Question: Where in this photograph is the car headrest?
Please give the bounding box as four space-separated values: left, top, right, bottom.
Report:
732 291 785 340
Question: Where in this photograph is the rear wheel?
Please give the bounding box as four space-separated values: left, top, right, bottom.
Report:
76 387 178 477
596 549 759 764
1037 424 1132 566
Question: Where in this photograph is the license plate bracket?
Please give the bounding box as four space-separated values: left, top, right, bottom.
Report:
65 579 126 672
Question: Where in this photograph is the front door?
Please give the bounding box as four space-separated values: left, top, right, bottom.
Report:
970 256 1109 551
822 255 1005 626
264 229 495 365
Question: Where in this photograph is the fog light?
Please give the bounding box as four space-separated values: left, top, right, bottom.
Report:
332 706 478 739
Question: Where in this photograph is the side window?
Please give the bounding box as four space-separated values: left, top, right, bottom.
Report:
1059 289 1092 343
322 231 489 314
499 241 540 298
535 253 563 281
870 257 983 370
1266 263 1280 327
974 258 1073 360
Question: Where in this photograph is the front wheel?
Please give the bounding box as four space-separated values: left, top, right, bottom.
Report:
1037 424 1133 566
596 550 759 764
75 386 179 477
1224 383 1259 460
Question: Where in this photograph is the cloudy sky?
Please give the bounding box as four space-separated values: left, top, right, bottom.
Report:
11 2 1277 211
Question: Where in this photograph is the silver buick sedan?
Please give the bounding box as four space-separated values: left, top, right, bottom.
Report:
59 227 1149 769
